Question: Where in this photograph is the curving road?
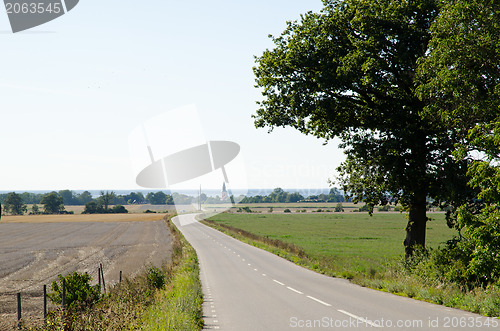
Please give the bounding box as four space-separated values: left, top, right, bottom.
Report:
173 214 499 330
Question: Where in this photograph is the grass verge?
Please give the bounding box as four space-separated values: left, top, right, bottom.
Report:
202 213 500 318
20 214 203 331
140 216 204 330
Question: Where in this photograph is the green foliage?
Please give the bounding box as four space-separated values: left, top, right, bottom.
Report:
4 192 27 215
123 191 146 204
446 206 500 286
58 190 78 205
83 201 128 214
41 192 66 214
283 208 291 213
378 205 391 212
415 0 500 288
48 272 101 311
417 0 500 131
334 203 344 212
141 217 204 330
146 191 168 205
147 266 166 290
357 204 371 212
252 0 472 256
239 188 342 204
237 206 253 213
97 191 115 211
240 188 309 203
82 201 100 214
111 204 128 213
30 204 41 215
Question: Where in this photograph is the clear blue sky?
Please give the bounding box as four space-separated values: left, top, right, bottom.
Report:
0 0 345 192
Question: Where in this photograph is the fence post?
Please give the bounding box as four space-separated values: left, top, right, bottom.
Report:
100 263 106 293
17 292 21 323
43 284 47 320
119 270 122 283
98 266 101 290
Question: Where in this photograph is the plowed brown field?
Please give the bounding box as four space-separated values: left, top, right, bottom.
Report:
0 214 173 329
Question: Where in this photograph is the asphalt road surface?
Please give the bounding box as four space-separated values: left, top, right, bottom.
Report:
173 214 499 331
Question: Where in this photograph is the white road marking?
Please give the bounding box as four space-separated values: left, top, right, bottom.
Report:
262 273 266 276
337 310 381 328
287 286 304 295
307 295 331 307
273 279 285 286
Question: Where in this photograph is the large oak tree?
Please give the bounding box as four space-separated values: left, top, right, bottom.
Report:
253 0 469 257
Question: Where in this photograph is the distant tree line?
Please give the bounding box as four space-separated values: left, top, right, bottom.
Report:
0 190 187 207
0 188 346 216
238 188 345 204
0 191 72 216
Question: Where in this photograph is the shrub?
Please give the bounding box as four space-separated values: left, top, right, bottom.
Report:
83 201 101 214
111 205 128 213
284 209 291 213
378 205 391 212
48 272 101 311
242 206 252 213
358 204 370 212
147 266 166 290
334 203 344 212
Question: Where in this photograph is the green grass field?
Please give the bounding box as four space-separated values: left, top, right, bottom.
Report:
207 212 454 277
204 212 500 317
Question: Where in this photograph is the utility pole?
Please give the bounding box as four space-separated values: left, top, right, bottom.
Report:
199 185 202 211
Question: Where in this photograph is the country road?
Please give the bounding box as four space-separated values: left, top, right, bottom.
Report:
173 214 499 331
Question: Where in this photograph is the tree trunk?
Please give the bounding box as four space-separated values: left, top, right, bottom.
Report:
404 194 427 259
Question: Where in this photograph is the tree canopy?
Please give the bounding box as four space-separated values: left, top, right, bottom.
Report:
4 192 27 215
146 191 168 205
415 0 500 286
41 192 66 214
253 0 473 257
